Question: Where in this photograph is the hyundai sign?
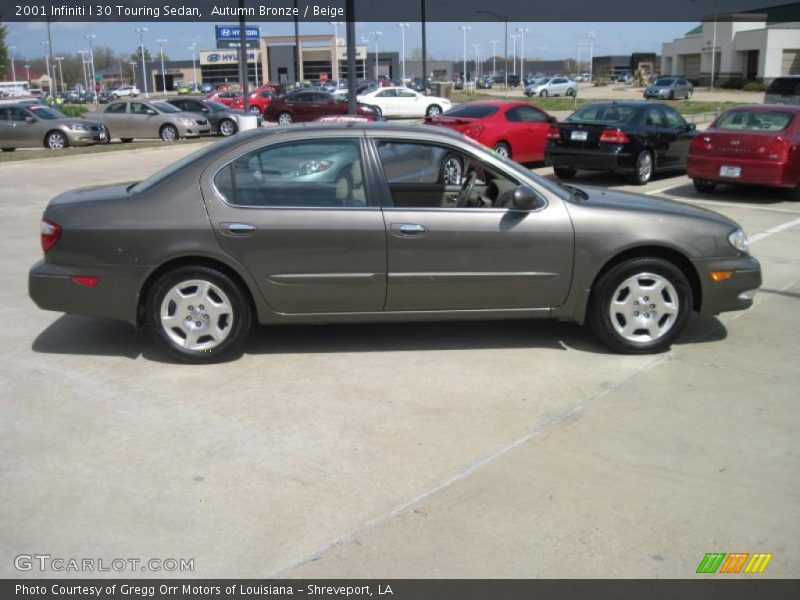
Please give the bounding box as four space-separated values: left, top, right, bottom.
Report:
215 25 260 41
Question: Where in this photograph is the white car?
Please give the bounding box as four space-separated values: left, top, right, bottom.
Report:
110 86 140 99
356 86 451 118
524 77 578 98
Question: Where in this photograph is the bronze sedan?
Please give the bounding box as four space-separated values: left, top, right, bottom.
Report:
0 104 107 151
83 99 211 142
29 124 761 362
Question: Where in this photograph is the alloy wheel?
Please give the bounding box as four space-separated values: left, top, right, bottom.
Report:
47 132 66 149
441 156 463 185
159 279 234 352
161 125 178 141
219 120 236 136
608 272 679 343
278 113 293 125
636 151 653 184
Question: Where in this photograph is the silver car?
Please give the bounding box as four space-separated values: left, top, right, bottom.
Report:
0 104 107 151
84 100 212 142
524 77 578 98
644 77 694 100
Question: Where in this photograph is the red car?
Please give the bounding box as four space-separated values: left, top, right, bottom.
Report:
425 100 556 163
263 90 377 124
231 89 277 114
688 104 800 199
206 90 242 107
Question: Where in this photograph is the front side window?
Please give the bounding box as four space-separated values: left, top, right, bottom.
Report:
506 105 549 123
130 102 151 115
214 140 366 208
105 102 127 114
7 107 28 121
661 107 687 128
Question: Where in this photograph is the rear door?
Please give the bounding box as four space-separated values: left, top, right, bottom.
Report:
102 102 130 138
5 106 39 146
201 134 388 314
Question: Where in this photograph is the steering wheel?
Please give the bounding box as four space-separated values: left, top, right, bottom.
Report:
456 170 478 208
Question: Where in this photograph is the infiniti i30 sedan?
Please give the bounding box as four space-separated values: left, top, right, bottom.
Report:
29 124 761 362
0 104 107 150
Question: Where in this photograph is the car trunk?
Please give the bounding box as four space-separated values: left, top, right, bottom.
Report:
698 131 786 161
552 122 615 149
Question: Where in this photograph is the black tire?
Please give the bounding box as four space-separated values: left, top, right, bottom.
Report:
1 148 15 152
439 153 463 185
45 131 68 150
566 87 576 97
493 141 511 159
554 166 577 179
788 182 800 202
277 111 294 125
629 149 654 185
218 118 237 137
145 265 253 363
426 104 442 117
587 257 693 354
101 127 111 144
120 138 134 143
668 90 675 100
160 124 179 142
539 89 548 97
693 179 717 193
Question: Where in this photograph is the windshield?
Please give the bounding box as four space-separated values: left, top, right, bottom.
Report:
715 110 795 132
567 104 637 124
443 104 500 118
28 106 65 120
654 78 675 86
152 101 180 113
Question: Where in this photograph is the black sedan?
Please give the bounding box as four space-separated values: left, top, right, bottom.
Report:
545 101 697 185
166 97 261 136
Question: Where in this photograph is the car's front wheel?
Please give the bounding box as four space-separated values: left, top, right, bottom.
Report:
567 88 576 97
539 89 548 97
693 179 716 193
426 104 442 117
218 118 237 137
493 142 511 158
588 257 692 354
160 124 179 141
440 154 463 185
45 131 68 150
277 112 294 125
629 149 653 185
146 266 253 363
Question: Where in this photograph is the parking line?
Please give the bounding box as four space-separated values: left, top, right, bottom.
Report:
650 195 800 215
645 185 683 196
750 216 800 244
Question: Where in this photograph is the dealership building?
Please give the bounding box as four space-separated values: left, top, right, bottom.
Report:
661 6 800 84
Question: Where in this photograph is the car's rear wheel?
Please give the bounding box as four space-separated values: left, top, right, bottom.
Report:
277 112 294 125
102 127 111 144
146 266 252 363
539 89 548 97
45 131 68 150
426 104 442 117
566 88 576 97
629 150 653 185
588 257 692 354
440 154 463 185
218 118 237 137
493 142 511 158
160 124 179 141
669 90 675 100
693 179 716 193
554 166 577 179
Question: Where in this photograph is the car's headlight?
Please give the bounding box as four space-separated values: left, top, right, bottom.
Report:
296 160 333 176
179 118 194 125
65 124 88 131
728 228 749 254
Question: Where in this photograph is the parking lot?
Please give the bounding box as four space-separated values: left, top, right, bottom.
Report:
1 142 798 578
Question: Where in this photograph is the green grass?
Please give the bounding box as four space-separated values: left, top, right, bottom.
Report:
449 92 744 116
56 104 91 117
0 137 211 163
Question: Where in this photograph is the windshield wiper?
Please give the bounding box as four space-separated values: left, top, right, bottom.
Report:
560 183 588 200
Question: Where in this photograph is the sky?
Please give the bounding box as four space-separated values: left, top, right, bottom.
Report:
6 21 695 62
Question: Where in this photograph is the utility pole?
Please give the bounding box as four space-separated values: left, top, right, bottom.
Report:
587 31 596 83
53 56 65 93
345 0 356 114
41 41 51 94
360 36 369 79
516 27 529 79
189 42 198 86
331 21 343 82
459 25 470 88
510 33 518 75
237 0 249 112
84 34 96 93
490 40 499 77
135 27 149 97
397 23 409 82
421 0 427 93
156 38 167 94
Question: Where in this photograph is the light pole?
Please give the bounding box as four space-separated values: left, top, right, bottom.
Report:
84 34 96 92
78 50 88 90
472 43 481 81
9 46 16 84
490 40 499 77
129 62 137 87
397 23 409 82
24 64 30 85
476 10 508 96
135 27 149 97
587 31 596 83
53 56 65 93
371 31 382 80
155 38 167 94
360 36 369 79
189 42 198 86
459 25 470 86
331 21 343 82
41 41 51 94
709 0 719 89
516 27 529 79
510 33 518 76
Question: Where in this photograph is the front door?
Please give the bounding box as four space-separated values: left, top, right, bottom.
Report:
200 136 387 314
372 139 574 311
504 104 552 162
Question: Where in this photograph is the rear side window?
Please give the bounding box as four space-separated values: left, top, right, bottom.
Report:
506 106 550 123
376 142 450 184
567 104 636 124
766 77 800 96
444 104 500 118
106 103 127 114
214 140 366 208
715 110 795 131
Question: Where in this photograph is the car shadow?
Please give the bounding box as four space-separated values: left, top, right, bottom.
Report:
658 182 792 205
31 312 728 364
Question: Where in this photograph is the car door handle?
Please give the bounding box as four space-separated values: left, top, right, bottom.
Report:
226 223 256 235
392 223 427 236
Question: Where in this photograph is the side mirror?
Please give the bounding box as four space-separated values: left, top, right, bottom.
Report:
687 123 696 131
511 185 544 211
201 107 210 112
25 115 36 123
146 109 157 115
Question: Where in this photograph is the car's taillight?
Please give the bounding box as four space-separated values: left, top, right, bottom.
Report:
599 128 630 144
547 125 561 141
766 136 790 162
463 125 485 137
690 135 713 153
40 219 61 252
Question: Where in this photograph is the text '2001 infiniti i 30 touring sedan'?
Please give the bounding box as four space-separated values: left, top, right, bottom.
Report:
29 124 761 363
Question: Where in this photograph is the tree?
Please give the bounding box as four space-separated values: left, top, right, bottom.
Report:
0 23 9 81
131 46 153 63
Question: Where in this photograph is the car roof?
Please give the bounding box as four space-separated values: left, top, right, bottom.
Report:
230 121 468 143
456 99 537 108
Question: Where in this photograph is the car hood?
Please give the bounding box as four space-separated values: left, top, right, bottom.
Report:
570 185 738 228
